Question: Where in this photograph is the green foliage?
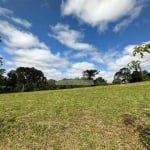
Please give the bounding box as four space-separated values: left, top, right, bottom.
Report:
128 60 141 72
0 57 6 89
112 79 122 84
142 70 150 81
6 67 47 92
0 57 5 76
131 71 142 82
113 67 147 84
46 79 56 89
83 69 99 80
0 38 6 91
7 70 18 90
133 43 150 58
94 77 107 85
127 43 150 83
113 67 131 84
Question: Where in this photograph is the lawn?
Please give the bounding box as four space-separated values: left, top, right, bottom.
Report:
0 82 150 150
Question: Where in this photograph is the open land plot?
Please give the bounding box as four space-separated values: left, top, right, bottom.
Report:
0 82 150 150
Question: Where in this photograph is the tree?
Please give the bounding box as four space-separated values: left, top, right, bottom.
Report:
127 43 150 83
0 37 6 88
46 79 56 90
6 70 18 92
7 67 47 92
112 79 122 84
83 69 99 80
94 77 107 85
0 38 4 79
113 67 131 84
133 43 150 58
142 70 150 81
0 57 6 91
127 60 141 72
127 61 142 82
0 57 5 78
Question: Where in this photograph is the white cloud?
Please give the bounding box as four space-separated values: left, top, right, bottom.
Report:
49 23 96 51
43 68 64 79
61 0 145 32
89 49 121 65
65 62 96 78
72 51 88 58
0 7 32 29
101 44 150 82
0 7 13 16
0 21 46 49
5 48 67 68
113 4 143 32
0 20 68 78
98 70 114 83
10 17 32 28
1 18 149 82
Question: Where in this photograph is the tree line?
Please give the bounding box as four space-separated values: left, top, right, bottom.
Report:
113 67 150 84
0 64 107 93
113 43 150 84
0 37 150 93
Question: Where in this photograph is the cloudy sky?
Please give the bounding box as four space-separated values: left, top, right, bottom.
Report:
0 0 150 82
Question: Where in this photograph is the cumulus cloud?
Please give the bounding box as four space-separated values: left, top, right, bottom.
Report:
0 21 46 49
49 23 96 51
43 68 64 79
67 44 150 83
5 48 67 68
101 44 150 82
0 20 68 78
65 62 96 78
61 0 145 32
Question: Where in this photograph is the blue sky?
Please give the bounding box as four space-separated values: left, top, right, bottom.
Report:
0 0 150 82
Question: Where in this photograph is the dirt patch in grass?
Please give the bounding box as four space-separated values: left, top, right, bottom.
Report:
121 108 150 150
32 111 144 150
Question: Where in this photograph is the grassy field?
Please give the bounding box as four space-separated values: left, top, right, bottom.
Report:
0 82 150 150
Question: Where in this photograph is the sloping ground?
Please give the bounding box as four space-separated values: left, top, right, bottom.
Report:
0 82 150 150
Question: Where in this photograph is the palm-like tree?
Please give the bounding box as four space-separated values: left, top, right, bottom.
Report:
83 69 99 80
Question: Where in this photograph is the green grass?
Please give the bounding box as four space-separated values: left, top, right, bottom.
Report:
0 82 150 150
